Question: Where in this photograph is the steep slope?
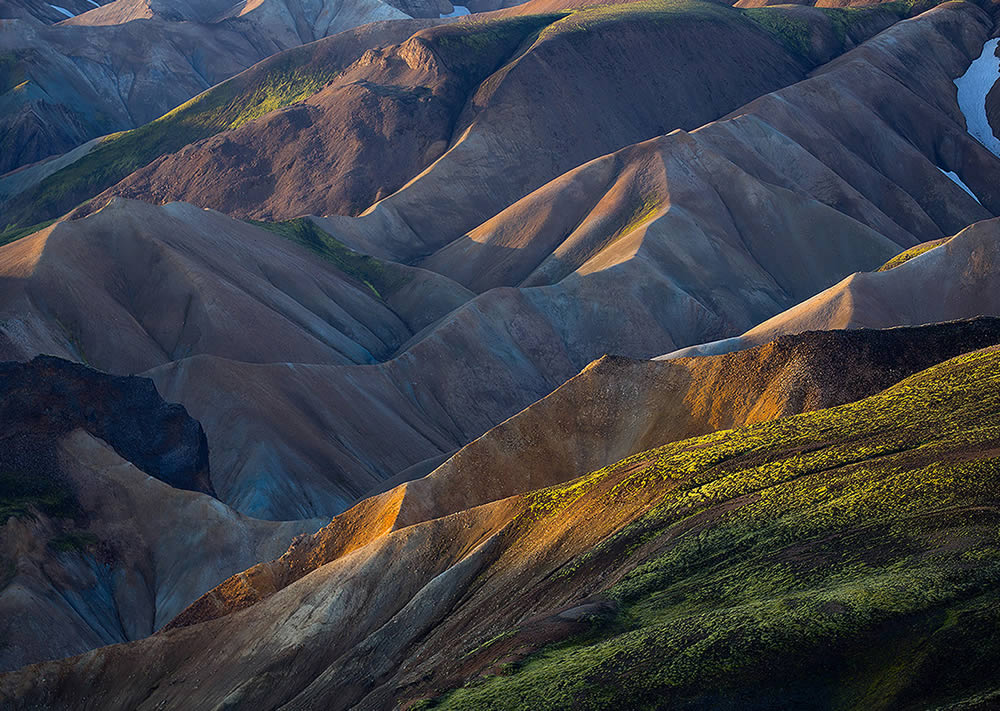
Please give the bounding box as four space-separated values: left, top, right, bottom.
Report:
0 356 320 671
87 0 862 237
169 317 1000 628
2 1 997 523
0 198 473 375
4 345 999 709
666 216 1000 358
0 17 437 234
0 0 411 180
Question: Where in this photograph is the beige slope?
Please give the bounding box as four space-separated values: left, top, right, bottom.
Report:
665 216 1000 358
0 198 435 374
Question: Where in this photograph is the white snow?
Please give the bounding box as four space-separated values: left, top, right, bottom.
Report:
440 4 469 17
87 0 99 6
938 167 982 205
955 38 1000 159
48 3 75 16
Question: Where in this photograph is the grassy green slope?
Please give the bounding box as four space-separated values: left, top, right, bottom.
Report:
428 347 1000 710
878 237 952 271
0 46 343 238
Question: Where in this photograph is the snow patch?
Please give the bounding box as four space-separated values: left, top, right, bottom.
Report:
938 167 982 205
441 4 469 17
87 0 99 5
48 3 75 16
955 38 1000 159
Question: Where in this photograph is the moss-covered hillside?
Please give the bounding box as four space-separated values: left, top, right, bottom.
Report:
424 347 1000 710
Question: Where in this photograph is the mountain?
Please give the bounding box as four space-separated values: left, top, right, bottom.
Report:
167 316 1000 629
0 0 419 180
665 216 1000 359
2 0 998 524
0 0 999 699
3 0 924 238
4 340 999 709
0 356 320 672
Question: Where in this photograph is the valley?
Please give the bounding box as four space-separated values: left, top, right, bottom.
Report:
1 0 1000 706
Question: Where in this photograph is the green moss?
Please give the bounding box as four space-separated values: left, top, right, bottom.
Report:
742 8 814 58
430 348 1000 709
0 470 80 523
743 2 920 61
247 218 406 299
461 629 520 659
432 14 566 61
48 530 99 554
537 0 740 41
878 238 950 271
1 50 343 239
0 219 58 247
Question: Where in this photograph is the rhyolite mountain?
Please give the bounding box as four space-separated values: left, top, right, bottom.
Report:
0 3 438 179
3 0 999 522
4 338 1000 709
2 0 1000 704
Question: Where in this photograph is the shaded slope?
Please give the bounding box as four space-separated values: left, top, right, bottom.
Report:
4 345 1000 709
0 0 411 182
0 355 211 495
0 356 320 671
666 216 1000 358
169 318 1000 629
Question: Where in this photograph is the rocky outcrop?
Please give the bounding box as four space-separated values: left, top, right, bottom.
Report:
0 354 211 495
0 355 320 671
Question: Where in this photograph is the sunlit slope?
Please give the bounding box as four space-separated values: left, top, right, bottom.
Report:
666 216 1000 358
169 318 1000 631
3 345 999 709
418 346 1000 710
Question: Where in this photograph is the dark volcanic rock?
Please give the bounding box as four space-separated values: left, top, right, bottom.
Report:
0 355 212 496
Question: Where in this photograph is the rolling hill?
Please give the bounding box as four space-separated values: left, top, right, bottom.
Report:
3 339 999 709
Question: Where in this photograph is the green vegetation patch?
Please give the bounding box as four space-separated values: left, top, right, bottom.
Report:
0 469 80 523
431 13 568 68
538 0 740 41
742 7 815 57
430 348 1000 709
0 219 58 248
743 1 924 61
248 218 404 299
878 237 950 271
1 49 343 239
48 530 99 554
